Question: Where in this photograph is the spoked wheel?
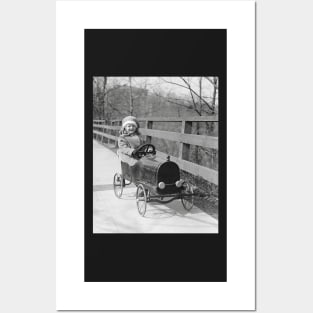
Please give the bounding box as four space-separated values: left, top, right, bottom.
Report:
181 182 194 211
136 184 147 216
113 173 124 198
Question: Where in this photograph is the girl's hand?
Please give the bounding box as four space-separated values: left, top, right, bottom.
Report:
131 150 139 159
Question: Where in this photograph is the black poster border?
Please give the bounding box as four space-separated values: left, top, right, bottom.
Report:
85 29 227 282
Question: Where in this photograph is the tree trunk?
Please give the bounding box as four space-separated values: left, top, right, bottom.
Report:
129 77 134 115
199 77 203 115
102 77 107 119
194 77 203 163
212 77 217 113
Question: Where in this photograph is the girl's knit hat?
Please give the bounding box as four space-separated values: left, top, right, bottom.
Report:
122 116 139 129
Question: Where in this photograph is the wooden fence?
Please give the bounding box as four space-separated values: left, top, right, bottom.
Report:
93 116 218 185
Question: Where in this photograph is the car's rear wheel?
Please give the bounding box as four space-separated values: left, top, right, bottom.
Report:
136 184 147 216
181 182 194 211
113 173 124 198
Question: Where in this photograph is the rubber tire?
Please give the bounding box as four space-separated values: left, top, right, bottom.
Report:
113 173 124 198
181 182 194 211
136 184 147 217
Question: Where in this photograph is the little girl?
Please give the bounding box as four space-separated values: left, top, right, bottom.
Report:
117 116 143 177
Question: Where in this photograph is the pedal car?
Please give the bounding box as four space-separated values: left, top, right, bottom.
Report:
113 143 194 216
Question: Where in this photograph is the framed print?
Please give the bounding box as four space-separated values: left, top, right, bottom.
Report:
57 1 255 310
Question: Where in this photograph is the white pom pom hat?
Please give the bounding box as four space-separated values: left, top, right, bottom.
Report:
122 116 139 129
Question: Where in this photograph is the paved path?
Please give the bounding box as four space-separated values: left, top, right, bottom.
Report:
93 140 218 233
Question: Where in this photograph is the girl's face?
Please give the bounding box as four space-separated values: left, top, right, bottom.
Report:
125 123 137 134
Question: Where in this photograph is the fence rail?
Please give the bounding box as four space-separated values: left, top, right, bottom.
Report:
93 124 120 130
93 117 218 185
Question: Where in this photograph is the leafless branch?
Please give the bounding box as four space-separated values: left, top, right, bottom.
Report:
204 76 218 88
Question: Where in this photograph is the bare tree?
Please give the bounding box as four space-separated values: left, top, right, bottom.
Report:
129 77 134 115
204 76 218 113
159 77 217 115
157 77 218 164
93 77 128 120
102 77 107 119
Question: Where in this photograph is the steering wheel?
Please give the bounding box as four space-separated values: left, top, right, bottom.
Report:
133 144 156 159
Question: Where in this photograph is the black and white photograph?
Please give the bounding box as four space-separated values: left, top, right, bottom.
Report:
93 76 219 233
84 29 227 283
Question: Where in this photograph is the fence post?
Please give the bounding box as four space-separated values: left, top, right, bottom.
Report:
114 121 118 148
99 120 103 143
146 120 153 143
105 120 109 144
179 120 192 161
100 120 103 143
95 120 99 141
109 121 113 146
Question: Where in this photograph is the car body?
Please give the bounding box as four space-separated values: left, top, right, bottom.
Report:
113 144 194 216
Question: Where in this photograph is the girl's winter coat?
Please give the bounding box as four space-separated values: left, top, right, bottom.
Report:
117 133 143 166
